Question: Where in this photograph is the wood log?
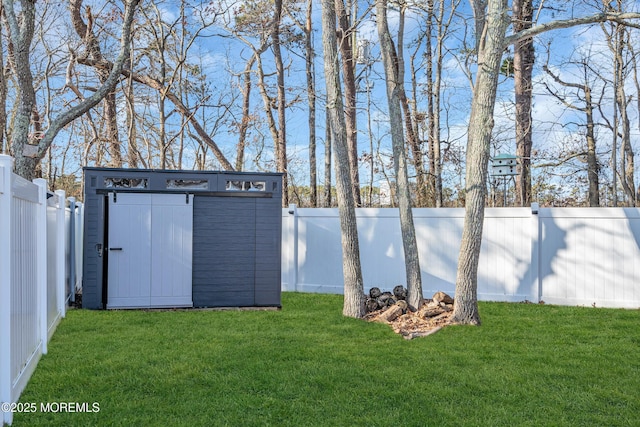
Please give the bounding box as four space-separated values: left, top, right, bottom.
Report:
373 300 408 323
393 285 407 300
403 326 443 340
432 291 454 305
365 298 379 313
419 306 446 318
431 311 451 322
377 293 396 308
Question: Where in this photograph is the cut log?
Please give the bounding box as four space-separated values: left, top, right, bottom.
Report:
393 285 407 300
417 301 452 318
369 287 382 299
365 298 379 313
432 291 454 305
374 300 408 323
377 293 396 308
403 326 443 340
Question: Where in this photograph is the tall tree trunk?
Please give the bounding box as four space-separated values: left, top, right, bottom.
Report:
396 3 428 207
452 0 510 325
236 54 256 171
158 94 168 169
125 60 140 168
324 106 332 207
272 0 289 207
631 43 640 203
613 27 635 206
5 0 37 179
584 79 599 206
335 0 361 207
513 0 534 206
425 0 450 207
255 53 282 163
321 0 365 318
305 0 318 207
432 0 449 207
425 1 437 206
376 0 423 310
0 8 6 155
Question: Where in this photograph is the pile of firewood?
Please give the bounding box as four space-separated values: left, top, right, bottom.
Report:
364 288 455 339
365 285 408 313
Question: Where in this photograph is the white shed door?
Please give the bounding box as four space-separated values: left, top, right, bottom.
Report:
107 193 193 308
149 194 193 307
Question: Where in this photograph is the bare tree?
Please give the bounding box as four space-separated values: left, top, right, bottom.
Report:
375 0 423 309
542 61 600 207
393 0 428 207
305 0 318 207
235 54 256 170
335 0 362 207
513 0 534 206
324 106 333 207
227 0 291 205
285 0 318 206
451 0 511 325
321 0 365 317
272 0 289 206
452 0 640 325
610 25 636 206
70 0 123 167
421 0 459 207
0 5 6 155
5 0 140 180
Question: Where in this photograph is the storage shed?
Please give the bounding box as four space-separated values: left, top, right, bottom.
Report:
81 167 282 310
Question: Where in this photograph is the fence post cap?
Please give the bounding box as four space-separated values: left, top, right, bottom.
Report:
0 154 13 167
531 202 539 215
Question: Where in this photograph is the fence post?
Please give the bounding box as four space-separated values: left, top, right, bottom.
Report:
286 204 298 292
530 203 540 302
0 155 13 425
55 190 66 319
75 201 84 292
34 178 48 356
68 197 76 304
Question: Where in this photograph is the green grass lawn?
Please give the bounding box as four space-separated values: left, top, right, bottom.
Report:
13 293 640 426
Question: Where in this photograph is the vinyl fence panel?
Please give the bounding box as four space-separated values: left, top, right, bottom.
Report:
282 206 640 308
1 155 76 425
538 208 640 308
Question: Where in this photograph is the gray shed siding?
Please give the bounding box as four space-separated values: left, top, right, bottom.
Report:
82 167 282 309
81 194 105 309
254 198 282 306
192 196 281 307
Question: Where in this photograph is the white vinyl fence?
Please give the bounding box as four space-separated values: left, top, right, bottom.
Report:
1 155 83 426
282 205 640 309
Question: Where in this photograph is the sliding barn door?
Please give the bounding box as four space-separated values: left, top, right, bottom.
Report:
149 194 193 307
107 193 193 308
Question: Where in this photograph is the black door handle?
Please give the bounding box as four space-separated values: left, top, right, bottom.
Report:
109 247 123 251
